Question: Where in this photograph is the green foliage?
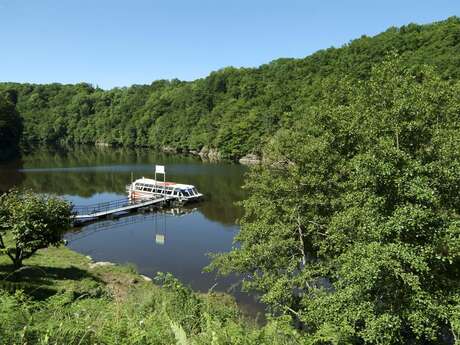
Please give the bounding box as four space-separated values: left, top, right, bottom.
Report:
0 190 73 268
0 276 303 345
1 18 460 159
0 245 301 344
210 59 460 344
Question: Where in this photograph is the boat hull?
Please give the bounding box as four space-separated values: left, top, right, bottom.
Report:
129 190 203 203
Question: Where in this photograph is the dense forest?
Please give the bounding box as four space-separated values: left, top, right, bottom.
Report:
1 17 460 160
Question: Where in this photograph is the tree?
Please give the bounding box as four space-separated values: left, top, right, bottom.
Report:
210 59 460 344
0 190 73 269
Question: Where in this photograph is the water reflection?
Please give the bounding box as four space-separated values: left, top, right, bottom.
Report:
0 145 248 225
67 208 197 243
66 206 238 290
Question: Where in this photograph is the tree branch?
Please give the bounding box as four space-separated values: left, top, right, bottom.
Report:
283 304 301 317
6 250 15 263
296 214 307 266
23 248 39 260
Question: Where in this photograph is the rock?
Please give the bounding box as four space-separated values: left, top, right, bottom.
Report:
140 275 153 282
162 146 178 153
198 146 221 161
89 261 115 269
239 154 261 165
198 146 209 158
95 141 111 147
207 148 221 161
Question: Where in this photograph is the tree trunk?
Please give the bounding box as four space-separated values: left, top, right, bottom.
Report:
12 247 23 269
12 257 22 269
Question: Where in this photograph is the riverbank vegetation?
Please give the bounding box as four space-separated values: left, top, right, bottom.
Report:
1 17 460 160
210 58 460 343
0 191 296 344
0 245 299 344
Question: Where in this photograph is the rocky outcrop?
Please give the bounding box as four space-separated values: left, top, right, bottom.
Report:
140 275 153 282
239 154 261 165
95 141 111 147
89 261 115 269
161 146 178 153
198 147 221 161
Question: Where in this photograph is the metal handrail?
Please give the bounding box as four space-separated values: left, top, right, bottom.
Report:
72 195 164 215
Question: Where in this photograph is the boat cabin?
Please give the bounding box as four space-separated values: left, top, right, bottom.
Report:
127 177 203 202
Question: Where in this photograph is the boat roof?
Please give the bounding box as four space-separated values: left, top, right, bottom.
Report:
133 177 195 189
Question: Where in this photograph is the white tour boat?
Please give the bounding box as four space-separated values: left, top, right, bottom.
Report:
127 177 203 202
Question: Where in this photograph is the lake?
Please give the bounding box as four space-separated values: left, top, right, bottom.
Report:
0 145 262 316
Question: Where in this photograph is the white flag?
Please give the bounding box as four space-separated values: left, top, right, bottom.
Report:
155 165 165 174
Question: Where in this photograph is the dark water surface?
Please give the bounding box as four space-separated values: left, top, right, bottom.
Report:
0 146 262 316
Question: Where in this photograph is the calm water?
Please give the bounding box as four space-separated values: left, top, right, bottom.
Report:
0 145 262 315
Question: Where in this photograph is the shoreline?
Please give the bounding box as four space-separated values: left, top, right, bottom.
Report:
18 141 262 165
0 243 263 323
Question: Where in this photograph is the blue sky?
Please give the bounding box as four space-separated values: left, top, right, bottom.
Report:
1 0 458 89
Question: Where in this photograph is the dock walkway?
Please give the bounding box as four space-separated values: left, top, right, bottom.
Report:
73 195 177 222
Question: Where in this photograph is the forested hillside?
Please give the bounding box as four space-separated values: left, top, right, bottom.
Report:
0 90 21 160
1 17 460 160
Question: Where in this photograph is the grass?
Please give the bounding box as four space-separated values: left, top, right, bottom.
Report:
0 245 303 344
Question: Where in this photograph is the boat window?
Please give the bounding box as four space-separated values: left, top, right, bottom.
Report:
144 187 152 192
182 190 190 197
193 188 198 194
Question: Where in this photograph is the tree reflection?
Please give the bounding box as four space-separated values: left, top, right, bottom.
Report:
0 145 247 225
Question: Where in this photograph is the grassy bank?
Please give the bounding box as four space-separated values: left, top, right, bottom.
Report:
0 245 301 344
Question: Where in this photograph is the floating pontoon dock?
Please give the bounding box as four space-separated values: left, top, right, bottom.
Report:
72 195 178 223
